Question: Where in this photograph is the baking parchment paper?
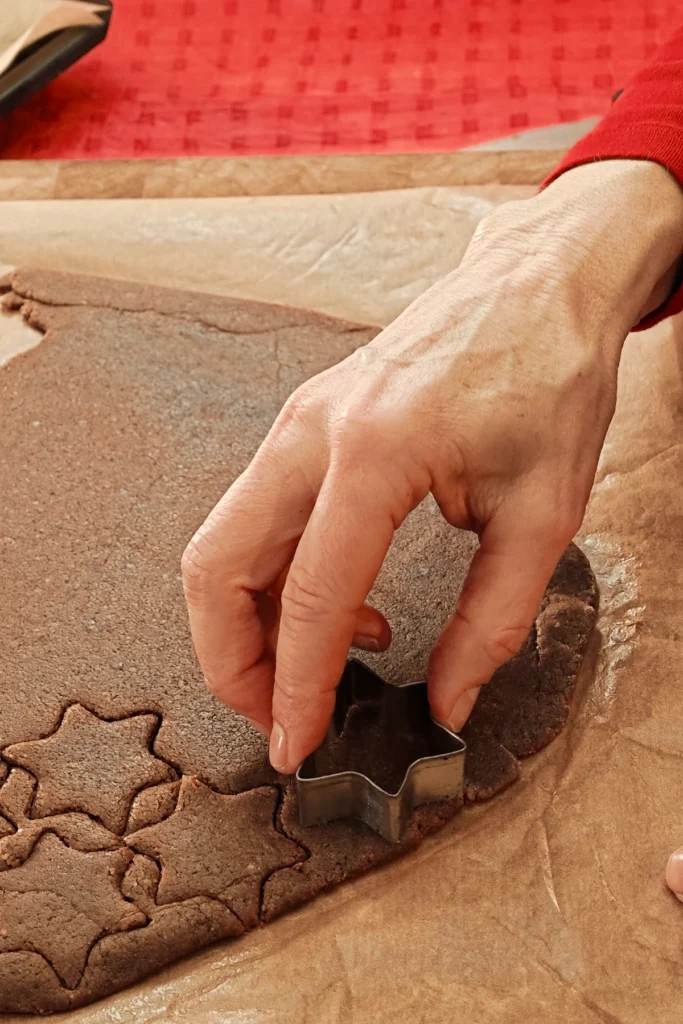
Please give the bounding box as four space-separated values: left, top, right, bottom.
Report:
0 183 681 1023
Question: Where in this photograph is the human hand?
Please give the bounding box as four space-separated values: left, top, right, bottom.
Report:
182 159 683 774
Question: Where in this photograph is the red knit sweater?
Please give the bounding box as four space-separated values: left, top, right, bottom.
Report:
545 26 683 330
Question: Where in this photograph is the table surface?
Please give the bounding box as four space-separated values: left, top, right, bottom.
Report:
0 149 563 200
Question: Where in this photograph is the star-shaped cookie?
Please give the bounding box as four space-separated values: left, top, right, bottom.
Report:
0 768 121 869
4 705 175 834
127 777 304 922
0 832 144 988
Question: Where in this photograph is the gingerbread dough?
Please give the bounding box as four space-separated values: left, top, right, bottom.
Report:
0 270 597 1013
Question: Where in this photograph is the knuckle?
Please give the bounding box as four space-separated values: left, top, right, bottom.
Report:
281 568 330 626
276 382 322 434
329 407 399 479
516 485 586 551
330 397 387 448
204 665 262 719
471 207 498 240
470 201 522 246
203 669 229 702
483 623 530 666
273 674 336 732
181 528 216 600
330 400 372 435
273 674 307 713
549 502 585 547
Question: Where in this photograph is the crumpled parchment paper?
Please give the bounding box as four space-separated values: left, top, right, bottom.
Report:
0 182 681 1023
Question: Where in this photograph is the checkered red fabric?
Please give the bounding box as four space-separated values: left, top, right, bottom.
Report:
0 0 679 159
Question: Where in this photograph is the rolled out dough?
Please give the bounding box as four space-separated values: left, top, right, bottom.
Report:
0 269 597 1013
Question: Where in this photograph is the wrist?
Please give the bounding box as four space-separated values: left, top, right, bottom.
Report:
536 159 683 329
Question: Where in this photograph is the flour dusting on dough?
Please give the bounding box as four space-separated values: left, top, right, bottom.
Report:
579 533 644 717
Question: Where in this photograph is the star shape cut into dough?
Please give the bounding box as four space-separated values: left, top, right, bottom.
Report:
3 705 175 834
127 777 304 917
0 768 121 869
0 832 144 988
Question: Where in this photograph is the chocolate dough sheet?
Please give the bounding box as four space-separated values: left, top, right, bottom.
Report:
0 269 597 1014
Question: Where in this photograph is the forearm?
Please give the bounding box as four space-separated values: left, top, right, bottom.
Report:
538 160 683 330
544 24 683 328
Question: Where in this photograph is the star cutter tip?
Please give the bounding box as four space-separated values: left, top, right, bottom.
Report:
295 658 466 843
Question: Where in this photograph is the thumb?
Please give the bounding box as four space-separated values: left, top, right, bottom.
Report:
428 509 573 732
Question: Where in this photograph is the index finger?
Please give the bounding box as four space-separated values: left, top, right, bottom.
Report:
270 470 410 773
182 457 318 733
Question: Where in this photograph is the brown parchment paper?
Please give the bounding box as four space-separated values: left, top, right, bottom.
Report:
0 184 681 1023
0 186 530 326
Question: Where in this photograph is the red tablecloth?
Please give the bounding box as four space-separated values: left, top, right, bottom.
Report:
0 0 679 160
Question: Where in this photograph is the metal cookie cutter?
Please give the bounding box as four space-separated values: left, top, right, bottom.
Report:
295 659 466 843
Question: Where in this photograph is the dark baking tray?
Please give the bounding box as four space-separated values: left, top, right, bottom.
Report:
0 1 112 118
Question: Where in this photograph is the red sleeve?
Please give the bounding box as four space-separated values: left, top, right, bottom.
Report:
543 26 683 330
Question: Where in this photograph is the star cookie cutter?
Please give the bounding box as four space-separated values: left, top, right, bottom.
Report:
295 659 466 843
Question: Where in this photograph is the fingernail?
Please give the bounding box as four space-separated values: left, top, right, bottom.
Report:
246 717 270 738
353 634 382 652
666 849 683 901
447 687 481 733
270 722 289 772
